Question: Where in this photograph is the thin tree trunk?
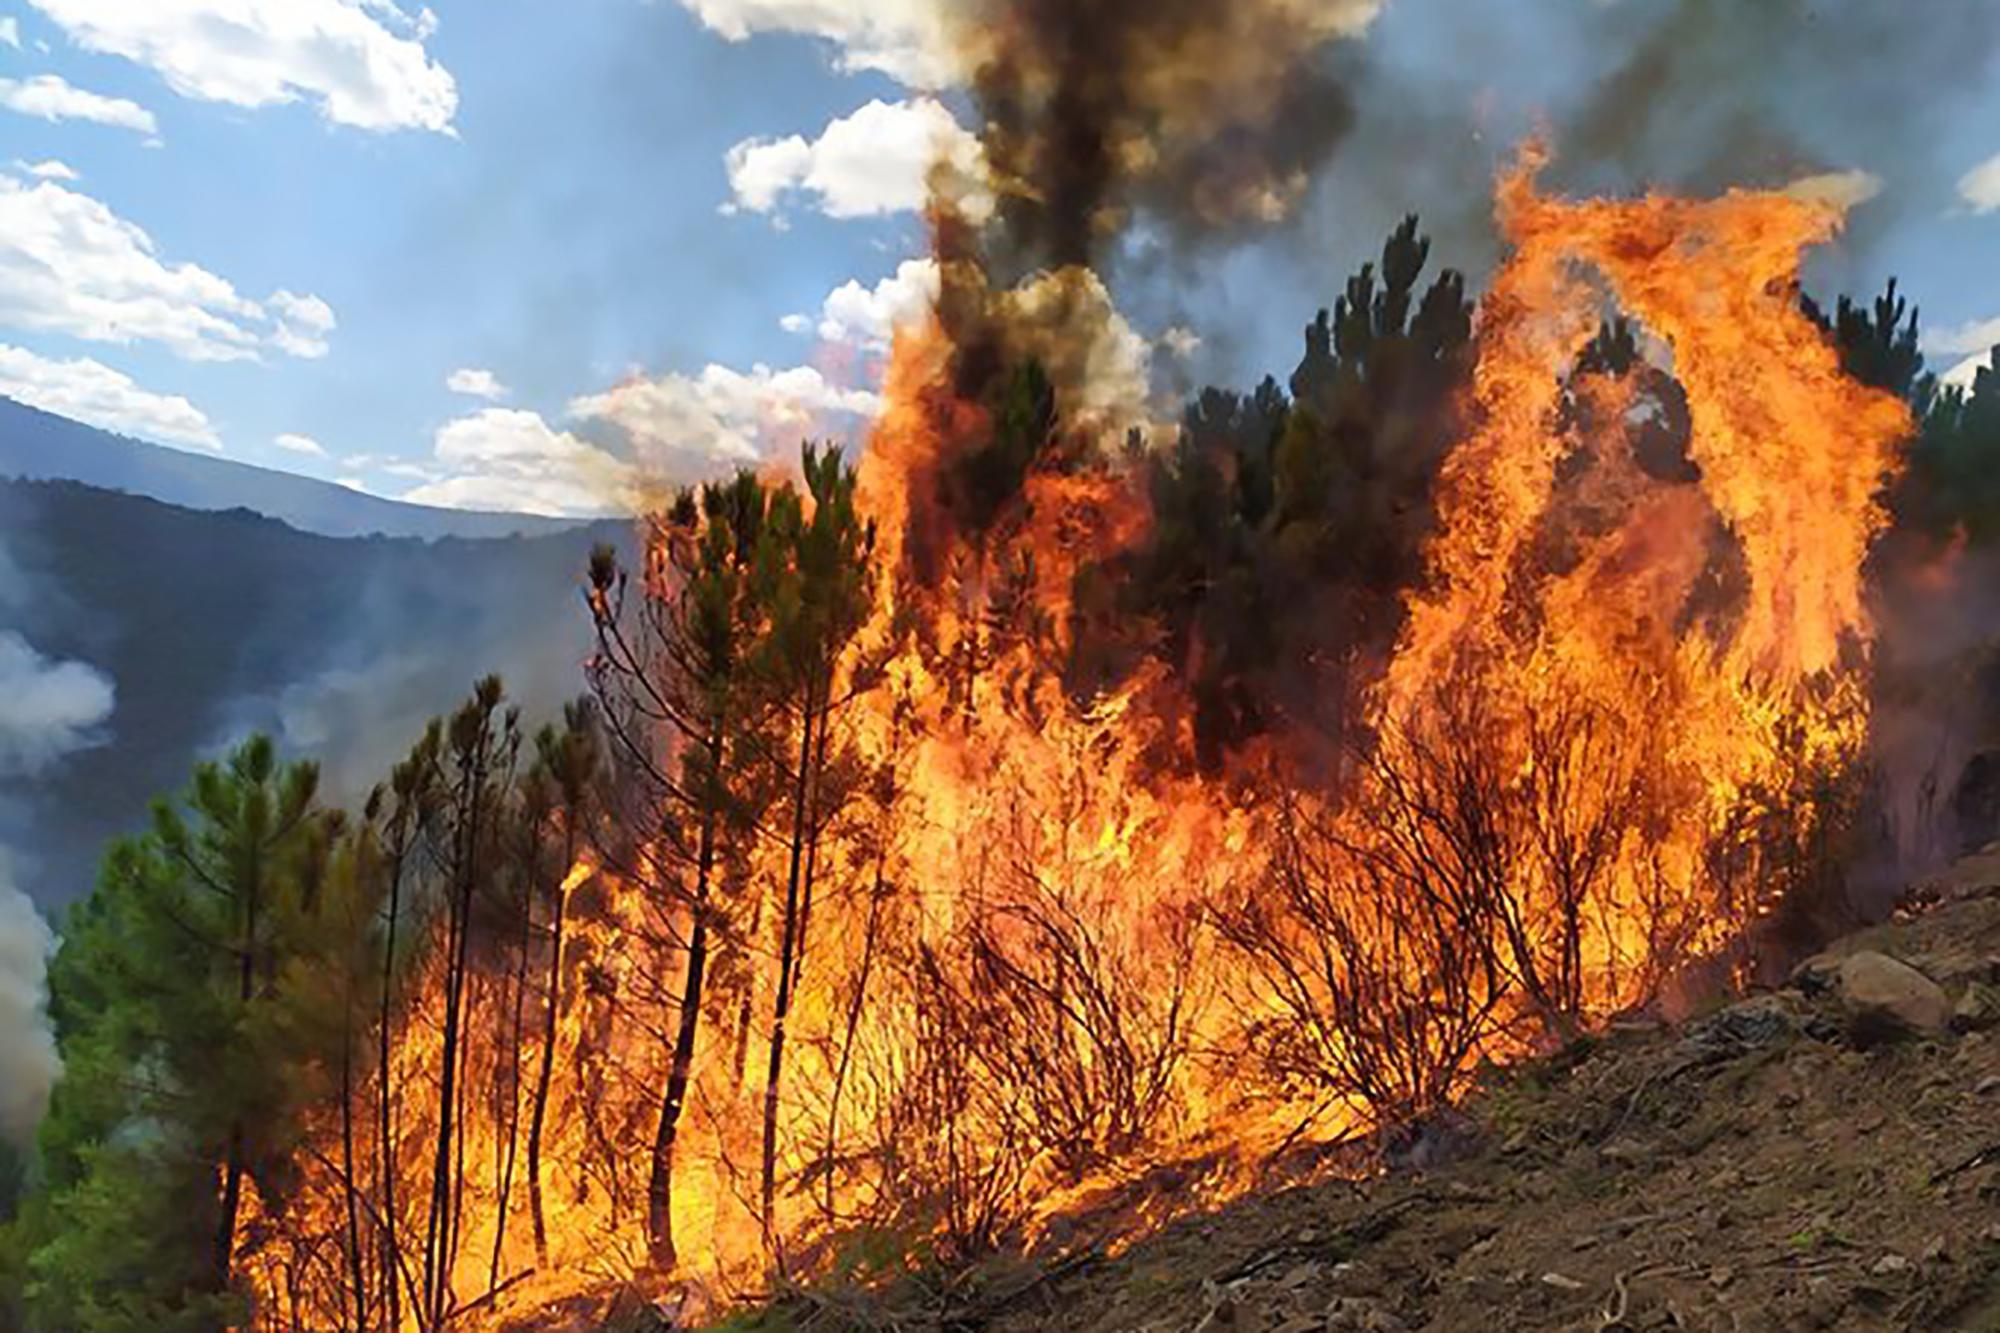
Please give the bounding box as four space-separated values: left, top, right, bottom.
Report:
378 837 407 1333
822 844 886 1223
527 822 576 1266
425 749 485 1328
341 1027 369 1332
647 719 725 1270
645 908 710 1270
793 683 835 986
761 686 821 1254
489 837 541 1294
214 844 262 1294
215 1126 247 1295
731 892 763 1093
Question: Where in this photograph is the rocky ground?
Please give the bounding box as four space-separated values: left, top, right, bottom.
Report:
702 853 2000 1333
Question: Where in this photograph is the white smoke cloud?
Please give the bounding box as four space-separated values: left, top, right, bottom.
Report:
0 593 113 1144
0 631 117 776
0 853 59 1145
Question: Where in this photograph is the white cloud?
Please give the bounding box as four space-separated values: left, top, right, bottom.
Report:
402 408 634 517
1925 315 2000 393
676 0 957 85
572 363 880 477
10 159 80 181
1926 315 2000 359
445 366 508 400
269 289 336 358
24 0 457 133
340 451 434 479
0 73 157 134
0 342 219 447
792 257 938 350
0 177 333 361
409 359 887 517
1941 353 1991 391
725 97 986 221
273 431 327 457
1959 152 2000 214
0 19 20 49
1161 326 1203 360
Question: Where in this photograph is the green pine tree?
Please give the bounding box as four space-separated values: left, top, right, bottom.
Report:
20 737 325 1331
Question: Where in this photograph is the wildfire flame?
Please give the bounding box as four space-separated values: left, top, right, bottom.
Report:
242 148 1909 1328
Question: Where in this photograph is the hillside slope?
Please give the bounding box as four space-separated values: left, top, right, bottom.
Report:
718 863 2000 1333
0 396 581 540
0 478 629 908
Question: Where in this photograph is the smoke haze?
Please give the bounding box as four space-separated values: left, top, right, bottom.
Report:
0 552 107 1146
0 853 58 1146
956 0 1383 270
0 631 115 777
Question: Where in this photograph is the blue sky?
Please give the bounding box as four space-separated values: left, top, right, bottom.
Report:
0 0 1997 516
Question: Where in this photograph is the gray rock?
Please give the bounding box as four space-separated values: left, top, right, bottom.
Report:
1953 981 2000 1033
1790 953 1842 996
1324 1295 1408 1331
1837 952 1951 1040
1682 993 1800 1056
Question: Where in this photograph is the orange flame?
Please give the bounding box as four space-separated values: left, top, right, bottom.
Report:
244 147 1910 1328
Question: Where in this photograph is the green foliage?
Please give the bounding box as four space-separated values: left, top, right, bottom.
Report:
1902 349 2000 542
0 1141 24 1332
1804 280 1935 413
16 1140 245 1333
0 1140 20 1222
1084 215 1475 762
16 737 333 1330
765 443 878 696
943 360 1058 542
1805 277 2000 544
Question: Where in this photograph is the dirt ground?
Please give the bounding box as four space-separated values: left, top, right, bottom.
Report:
708 858 2000 1333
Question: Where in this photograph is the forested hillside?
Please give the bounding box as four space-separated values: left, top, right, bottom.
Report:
0 478 625 907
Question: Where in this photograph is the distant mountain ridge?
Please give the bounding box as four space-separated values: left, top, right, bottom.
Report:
0 396 582 540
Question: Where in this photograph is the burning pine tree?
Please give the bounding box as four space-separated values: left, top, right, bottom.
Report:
126 147 1899 1329
11 0 1980 1326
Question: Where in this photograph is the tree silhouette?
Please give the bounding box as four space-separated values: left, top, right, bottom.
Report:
1084 215 1475 765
